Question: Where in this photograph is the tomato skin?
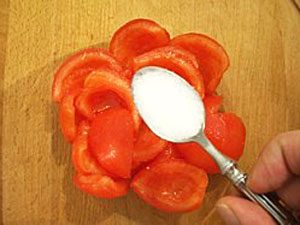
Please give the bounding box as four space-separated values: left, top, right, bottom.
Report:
88 108 134 178
176 113 246 174
131 159 208 212
170 33 229 94
75 70 140 130
52 48 128 102
203 94 223 114
133 122 168 165
132 46 205 97
59 90 83 142
73 173 129 199
109 19 170 67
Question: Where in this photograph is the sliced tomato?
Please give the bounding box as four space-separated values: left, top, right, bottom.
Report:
52 48 129 102
73 173 129 199
72 121 108 175
203 94 223 114
131 159 208 212
109 19 170 67
133 122 168 165
176 113 246 174
132 46 205 97
132 143 180 174
150 143 181 166
88 108 134 178
75 70 140 130
170 33 229 93
59 90 82 142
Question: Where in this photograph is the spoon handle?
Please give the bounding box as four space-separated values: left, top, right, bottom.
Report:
224 161 298 225
193 135 298 225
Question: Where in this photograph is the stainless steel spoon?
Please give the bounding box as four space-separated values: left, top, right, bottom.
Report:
131 66 298 225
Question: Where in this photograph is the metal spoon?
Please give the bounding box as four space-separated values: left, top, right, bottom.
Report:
131 66 298 225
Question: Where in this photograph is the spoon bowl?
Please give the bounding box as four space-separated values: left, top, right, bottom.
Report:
132 66 206 143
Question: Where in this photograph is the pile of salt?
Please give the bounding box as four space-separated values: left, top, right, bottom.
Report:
132 66 205 142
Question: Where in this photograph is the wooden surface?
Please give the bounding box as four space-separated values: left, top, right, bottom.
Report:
1 0 299 224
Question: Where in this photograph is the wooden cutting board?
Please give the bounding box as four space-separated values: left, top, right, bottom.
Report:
1 0 299 224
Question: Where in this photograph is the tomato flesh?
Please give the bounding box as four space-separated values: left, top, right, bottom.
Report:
75 70 140 130
133 122 168 165
59 90 82 142
72 121 106 175
109 19 170 67
150 143 181 166
131 160 208 212
88 108 134 178
52 48 128 102
132 46 205 97
76 88 126 118
73 173 129 199
203 94 223 114
171 33 229 93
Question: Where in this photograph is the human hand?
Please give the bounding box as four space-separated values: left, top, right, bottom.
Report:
216 130 300 225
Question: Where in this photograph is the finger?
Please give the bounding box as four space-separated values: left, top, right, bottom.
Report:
217 196 276 225
277 177 300 210
248 130 300 193
228 186 243 197
295 210 300 220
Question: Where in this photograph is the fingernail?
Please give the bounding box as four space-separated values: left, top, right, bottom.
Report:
216 203 240 225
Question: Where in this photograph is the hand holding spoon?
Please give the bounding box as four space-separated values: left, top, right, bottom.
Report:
132 66 298 225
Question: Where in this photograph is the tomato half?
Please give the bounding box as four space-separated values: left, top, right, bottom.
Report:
170 33 229 93
150 143 181 166
73 173 129 199
72 121 107 175
133 122 168 165
59 90 83 142
131 159 208 212
176 113 246 174
52 48 128 102
109 19 170 67
75 70 140 130
203 94 223 114
132 143 180 174
132 46 205 97
88 108 134 178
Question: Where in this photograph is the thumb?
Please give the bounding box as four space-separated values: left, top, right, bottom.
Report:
216 196 276 225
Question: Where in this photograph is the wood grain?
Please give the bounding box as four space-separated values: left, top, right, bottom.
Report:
1 0 9 224
1 0 299 224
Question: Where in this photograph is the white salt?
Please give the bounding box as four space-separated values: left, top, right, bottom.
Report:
132 66 205 142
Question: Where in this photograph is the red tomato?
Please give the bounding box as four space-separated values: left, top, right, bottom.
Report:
75 70 140 130
88 108 134 178
72 121 107 175
73 173 129 199
150 143 181 166
59 90 83 142
52 48 128 102
203 94 223 114
132 46 205 97
176 113 246 174
109 19 170 67
132 143 180 174
170 33 229 93
131 159 208 212
133 122 168 165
